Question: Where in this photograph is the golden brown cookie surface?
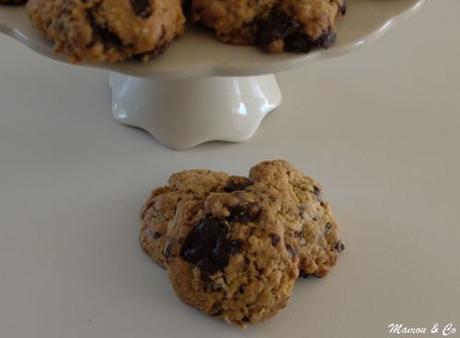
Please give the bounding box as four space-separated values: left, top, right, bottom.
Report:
249 160 343 277
141 160 343 277
140 170 230 268
166 188 299 326
139 160 344 326
27 0 185 62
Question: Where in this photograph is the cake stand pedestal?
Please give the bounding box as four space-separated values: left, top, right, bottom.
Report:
109 73 281 149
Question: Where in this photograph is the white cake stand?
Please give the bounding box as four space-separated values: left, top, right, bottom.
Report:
0 0 424 149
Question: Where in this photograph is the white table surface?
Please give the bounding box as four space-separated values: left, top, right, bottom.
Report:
0 1 459 337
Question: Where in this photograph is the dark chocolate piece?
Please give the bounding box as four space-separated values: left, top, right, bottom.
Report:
180 217 242 275
130 0 153 19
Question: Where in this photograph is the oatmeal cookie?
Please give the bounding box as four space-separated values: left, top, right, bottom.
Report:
141 160 344 278
27 0 185 62
191 0 345 52
165 189 299 326
249 160 343 277
140 169 230 268
140 170 253 268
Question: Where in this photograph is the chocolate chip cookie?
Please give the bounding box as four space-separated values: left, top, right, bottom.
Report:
191 0 345 53
27 0 185 63
165 188 299 326
142 161 343 277
140 169 230 268
249 160 343 277
139 160 344 326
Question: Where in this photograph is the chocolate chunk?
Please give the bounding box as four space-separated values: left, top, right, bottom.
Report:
313 185 321 196
339 0 347 15
180 217 243 275
286 244 296 257
334 240 345 253
182 0 193 16
299 271 320 279
310 185 323 203
163 244 173 259
0 0 27 5
285 30 336 53
224 176 253 192
255 12 300 46
134 41 170 61
256 12 337 53
227 205 259 223
316 30 337 48
130 0 153 19
152 231 162 239
210 309 223 316
270 233 281 246
324 223 333 235
87 11 123 48
255 265 265 275
284 33 313 53
299 205 306 218
242 316 250 323
210 303 223 316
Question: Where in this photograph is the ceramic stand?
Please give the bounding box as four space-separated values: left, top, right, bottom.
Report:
108 73 282 150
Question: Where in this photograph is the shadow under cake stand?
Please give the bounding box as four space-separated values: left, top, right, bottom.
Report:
0 0 424 149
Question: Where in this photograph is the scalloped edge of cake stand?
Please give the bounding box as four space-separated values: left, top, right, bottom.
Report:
109 73 282 150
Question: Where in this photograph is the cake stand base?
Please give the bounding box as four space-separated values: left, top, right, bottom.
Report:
108 72 282 150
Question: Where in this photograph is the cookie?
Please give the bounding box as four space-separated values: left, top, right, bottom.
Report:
249 160 343 277
27 0 185 63
140 170 253 268
140 169 230 268
165 188 299 326
141 160 344 278
139 161 344 326
191 0 345 53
